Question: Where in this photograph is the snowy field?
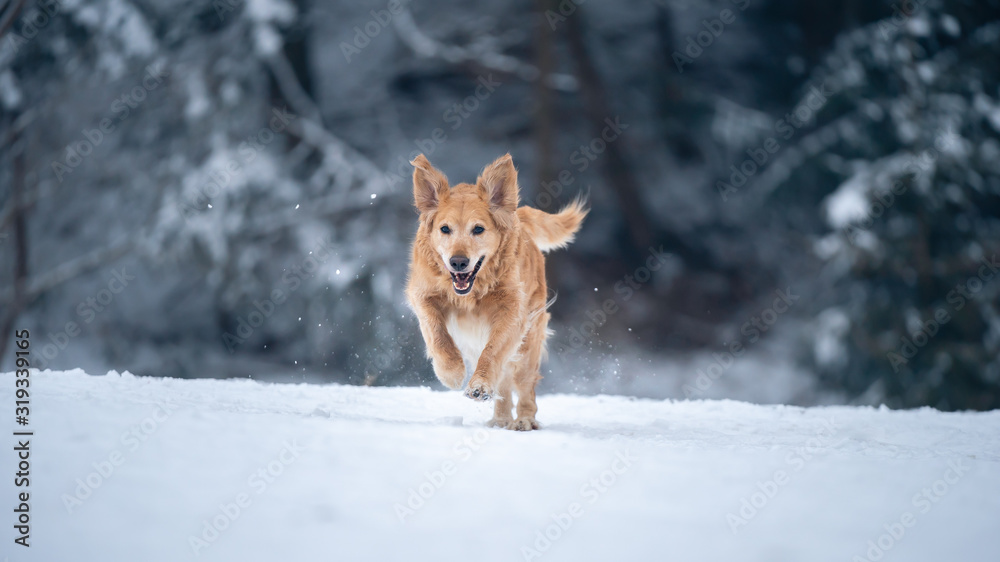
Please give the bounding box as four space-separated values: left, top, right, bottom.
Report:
2 369 999 562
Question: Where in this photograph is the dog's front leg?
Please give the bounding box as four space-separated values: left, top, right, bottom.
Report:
413 298 466 390
466 294 522 401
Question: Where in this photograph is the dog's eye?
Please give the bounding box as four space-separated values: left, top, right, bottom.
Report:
440 225 451 234
472 225 485 235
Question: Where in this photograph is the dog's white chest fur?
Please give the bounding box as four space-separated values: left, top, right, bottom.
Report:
446 313 492 363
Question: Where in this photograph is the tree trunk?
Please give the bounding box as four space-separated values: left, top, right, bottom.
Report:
0 121 29 366
533 0 558 195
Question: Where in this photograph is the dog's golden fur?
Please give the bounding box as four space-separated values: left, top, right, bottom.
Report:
406 153 586 431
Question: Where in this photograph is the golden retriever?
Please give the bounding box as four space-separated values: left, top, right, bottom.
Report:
406 153 587 431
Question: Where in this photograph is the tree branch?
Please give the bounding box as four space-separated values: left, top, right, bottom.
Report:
392 8 578 92
264 52 387 191
0 0 25 41
0 236 135 307
254 50 398 237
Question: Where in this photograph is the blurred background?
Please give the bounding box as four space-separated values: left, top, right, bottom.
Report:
1 0 998 410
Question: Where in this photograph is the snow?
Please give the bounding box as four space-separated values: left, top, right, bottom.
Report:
3 369 998 561
824 170 871 228
0 69 22 110
183 71 211 121
253 24 283 57
245 0 297 25
813 308 850 369
940 14 961 37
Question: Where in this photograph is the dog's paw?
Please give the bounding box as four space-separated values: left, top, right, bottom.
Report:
432 358 466 390
464 376 494 401
509 418 540 431
486 417 514 429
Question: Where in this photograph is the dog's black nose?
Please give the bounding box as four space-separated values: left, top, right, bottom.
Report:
450 255 470 271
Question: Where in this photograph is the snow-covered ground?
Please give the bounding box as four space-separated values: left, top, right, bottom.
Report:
2 369 998 562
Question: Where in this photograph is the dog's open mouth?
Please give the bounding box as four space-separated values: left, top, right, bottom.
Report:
450 257 484 295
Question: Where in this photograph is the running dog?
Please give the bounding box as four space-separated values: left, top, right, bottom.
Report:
406 153 586 431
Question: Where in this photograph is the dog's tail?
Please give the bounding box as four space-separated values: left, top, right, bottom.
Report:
517 195 588 253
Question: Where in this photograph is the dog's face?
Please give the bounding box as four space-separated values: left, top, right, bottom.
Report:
412 154 519 296
430 190 498 294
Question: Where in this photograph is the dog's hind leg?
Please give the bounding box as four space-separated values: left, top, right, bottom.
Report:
511 365 541 431
486 374 514 428
509 312 548 431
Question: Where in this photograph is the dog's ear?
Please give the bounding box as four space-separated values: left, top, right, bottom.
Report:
479 153 519 219
411 154 449 213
